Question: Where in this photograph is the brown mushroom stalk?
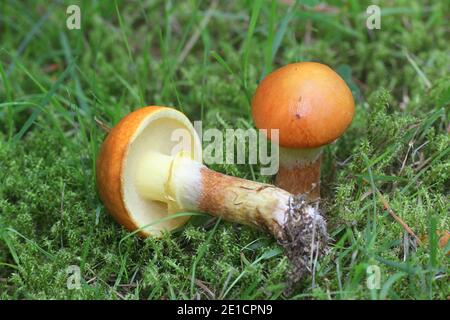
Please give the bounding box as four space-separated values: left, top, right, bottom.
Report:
139 151 326 241
275 146 323 200
97 106 329 289
252 62 355 200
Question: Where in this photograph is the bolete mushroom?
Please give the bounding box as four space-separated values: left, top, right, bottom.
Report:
97 106 329 286
252 62 355 200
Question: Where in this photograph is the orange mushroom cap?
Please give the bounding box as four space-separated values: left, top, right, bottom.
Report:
96 106 164 235
252 62 355 148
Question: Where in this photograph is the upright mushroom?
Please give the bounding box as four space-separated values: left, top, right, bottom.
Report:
252 62 355 200
97 106 329 286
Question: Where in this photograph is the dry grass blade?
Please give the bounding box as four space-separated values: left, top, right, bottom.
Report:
379 193 423 246
194 278 216 299
94 117 111 133
177 0 219 66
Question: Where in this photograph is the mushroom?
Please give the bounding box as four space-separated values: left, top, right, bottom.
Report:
252 62 355 200
96 106 329 287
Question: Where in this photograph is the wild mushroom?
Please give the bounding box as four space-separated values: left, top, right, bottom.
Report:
96 106 329 287
252 62 355 200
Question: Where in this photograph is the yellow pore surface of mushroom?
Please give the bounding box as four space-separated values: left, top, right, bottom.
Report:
96 106 202 237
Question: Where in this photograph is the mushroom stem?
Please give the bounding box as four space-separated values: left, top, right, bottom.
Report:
136 151 329 288
275 146 322 200
136 151 289 238
176 157 290 238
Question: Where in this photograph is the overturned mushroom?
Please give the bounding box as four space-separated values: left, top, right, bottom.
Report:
96 106 329 288
252 62 355 200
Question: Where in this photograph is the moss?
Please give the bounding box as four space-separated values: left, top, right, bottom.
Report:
0 0 448 299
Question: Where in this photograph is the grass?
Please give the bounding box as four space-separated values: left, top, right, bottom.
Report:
0 0 449 299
